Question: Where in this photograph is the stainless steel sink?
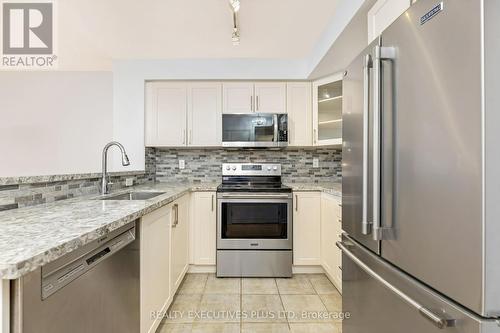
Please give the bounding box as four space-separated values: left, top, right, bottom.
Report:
100 191 165 201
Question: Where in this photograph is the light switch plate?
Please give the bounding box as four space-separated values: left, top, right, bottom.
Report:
313 158 319 168
125 178 134 186
179 160 185 169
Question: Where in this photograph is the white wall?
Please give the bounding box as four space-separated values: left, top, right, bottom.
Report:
0 72 113 177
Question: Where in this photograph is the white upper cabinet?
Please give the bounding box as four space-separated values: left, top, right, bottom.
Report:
287 82 312 146
146 81 222 147
222 82 254 114
146 80 318 147
254 82 286 114
313 73 343 147
223 82 286 114
367 0 412 42
145 82 187 147
187 83 222 146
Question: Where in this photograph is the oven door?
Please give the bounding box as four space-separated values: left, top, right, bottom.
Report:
217 193 293 250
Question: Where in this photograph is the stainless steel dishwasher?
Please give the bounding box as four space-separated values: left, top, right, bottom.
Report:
10 222 140 333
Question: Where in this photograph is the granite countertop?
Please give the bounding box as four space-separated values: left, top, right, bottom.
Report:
0 182 218 279
0 181 340 280
285 182 342 197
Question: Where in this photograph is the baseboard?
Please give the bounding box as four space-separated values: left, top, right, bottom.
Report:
292 265 325 274
324 268 342 294
188 265 216 273
148 294 173 333
188 265 327 275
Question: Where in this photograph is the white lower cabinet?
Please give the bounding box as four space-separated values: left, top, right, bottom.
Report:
293 192 321 265
321 194 342 291
190 192 217 265
293 191 342 290
140 193 189 333
170 194 190 293
139 189 342 333
140 203 172 333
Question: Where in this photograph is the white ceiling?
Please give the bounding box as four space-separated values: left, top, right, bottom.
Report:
309 0 377 79
59 0 343 70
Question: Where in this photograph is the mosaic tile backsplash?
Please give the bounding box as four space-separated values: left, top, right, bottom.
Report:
150 147 342 184
0 147 341 211
0 172 154 212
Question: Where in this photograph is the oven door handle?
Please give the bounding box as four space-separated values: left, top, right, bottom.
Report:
218 193 292 199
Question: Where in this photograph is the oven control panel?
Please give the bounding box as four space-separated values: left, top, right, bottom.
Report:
222 163 281 176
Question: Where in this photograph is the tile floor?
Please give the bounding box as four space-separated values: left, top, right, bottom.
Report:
157 274 343 333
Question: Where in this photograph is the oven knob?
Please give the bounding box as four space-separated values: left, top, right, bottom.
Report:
267 166 271 171
273 166 278 171
226 166 230 170
232 166 237 171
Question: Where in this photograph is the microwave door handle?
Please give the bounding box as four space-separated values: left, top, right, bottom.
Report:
362 54 372 235
274 115 278 143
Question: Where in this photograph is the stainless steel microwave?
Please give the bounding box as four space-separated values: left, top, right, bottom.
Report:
222 113 288 148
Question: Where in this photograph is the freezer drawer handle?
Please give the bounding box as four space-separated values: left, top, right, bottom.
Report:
337 241 456 329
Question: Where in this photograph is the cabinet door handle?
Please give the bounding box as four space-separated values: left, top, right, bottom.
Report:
314 129 317 144
295 195 298 211
250 95 253 112
182 129 186 145
256 95 259 111
211 194 214 211
172 203 179 227
189 130 192 145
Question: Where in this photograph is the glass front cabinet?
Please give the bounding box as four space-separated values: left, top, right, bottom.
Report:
312 73 343 146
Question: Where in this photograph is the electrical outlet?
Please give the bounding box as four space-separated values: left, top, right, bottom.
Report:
313 158 319 168
125 178 134 187
179 159 185 169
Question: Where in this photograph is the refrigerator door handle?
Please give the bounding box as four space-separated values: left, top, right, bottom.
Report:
362 54 373 235
373 45 396 241
337 240 456 329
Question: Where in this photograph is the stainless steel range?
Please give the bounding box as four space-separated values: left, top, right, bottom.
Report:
216 163 292 277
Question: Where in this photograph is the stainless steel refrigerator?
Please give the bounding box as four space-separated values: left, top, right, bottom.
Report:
340 0 500 331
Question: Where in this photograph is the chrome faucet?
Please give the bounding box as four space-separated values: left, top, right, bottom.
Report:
101 141 130 195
